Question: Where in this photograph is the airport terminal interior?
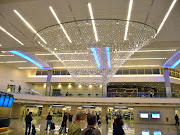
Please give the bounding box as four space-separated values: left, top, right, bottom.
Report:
0 0 180 135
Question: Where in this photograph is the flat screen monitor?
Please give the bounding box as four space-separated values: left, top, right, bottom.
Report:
8 97 14 107
0 96 5 106
142 131 150 135
153 131 162 135
140 113 149 118
3 96 9 107
152 113 160 119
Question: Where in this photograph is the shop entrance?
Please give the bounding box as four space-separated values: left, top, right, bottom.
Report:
77 106 102 121
23 105 43 117
107 106 134 122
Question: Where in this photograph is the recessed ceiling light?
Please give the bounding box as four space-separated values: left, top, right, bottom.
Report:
0 44 2 46
13 10 47 44
88 3 98 42
49 6 72 43
124 0 133 40
0 26 24 45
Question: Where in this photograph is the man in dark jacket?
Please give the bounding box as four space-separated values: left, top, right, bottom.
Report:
175 114 179 125
60 112 68 133
45 112 52 131
25 112 33 135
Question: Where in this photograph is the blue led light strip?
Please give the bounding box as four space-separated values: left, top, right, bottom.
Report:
10 50 44 69
91 48 100 68
105 47 111 68
163 51 180 69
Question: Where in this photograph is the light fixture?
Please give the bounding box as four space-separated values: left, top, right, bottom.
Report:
49 6 72 43
163 51 180 69
0 55 14 57
10 50 43 69
78 84 82 88
106 47 111 68
6 61 27 63
154 0 177 38
0 44 2 46
43 83 46 87
68 83 72 88
89 85 93 88
124 0 133 40
0 26 24 45
91 48 100 68
117 49 176 53
115 58 165 60
115 65 160 68
88 3 98 42
58 84 62 88
13 10 47 44
18 67 38 69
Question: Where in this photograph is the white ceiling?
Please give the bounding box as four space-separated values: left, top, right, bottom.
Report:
0 0 179 69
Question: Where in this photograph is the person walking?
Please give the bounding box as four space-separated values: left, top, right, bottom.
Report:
81 114 101 135
175 114 179 125
59 112 68 133
25 112 33 135
68 113 81 135
45 112 52 131
113 118 125 135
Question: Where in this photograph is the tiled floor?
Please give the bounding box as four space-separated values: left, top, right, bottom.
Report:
0 117 180 135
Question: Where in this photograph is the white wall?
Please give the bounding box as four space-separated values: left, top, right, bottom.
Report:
0 64 32 91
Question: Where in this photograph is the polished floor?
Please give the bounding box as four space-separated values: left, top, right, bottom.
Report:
0 117 180 135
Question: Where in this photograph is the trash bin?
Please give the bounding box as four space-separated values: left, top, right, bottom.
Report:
69 115 73 122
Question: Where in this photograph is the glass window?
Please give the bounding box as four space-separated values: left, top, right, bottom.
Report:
61 70 67 75
116 70 122 75
42 71 47 75
36 71 41 75
130 69 137 74
153 69 160 74
123 69 129 74
145 69 152 74
55 70 60 75
138 69 144 74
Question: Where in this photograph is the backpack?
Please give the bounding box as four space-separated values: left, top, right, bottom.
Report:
84 127 95 135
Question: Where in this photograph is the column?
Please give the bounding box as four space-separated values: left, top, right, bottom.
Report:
102 84 107 97
163 68 172 97
41 104 50 118
71 105 78 121
11 103 23 118
46 70 52 96
101 106 107 123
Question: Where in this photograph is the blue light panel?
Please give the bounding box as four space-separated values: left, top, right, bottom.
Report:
171 59 180 68
153 131 162 135
163 51 180 68
151 113 160 119
0 96 5 106
142 131 150 135
91 48 100 68
10 50 44 69
105 47 111 68
8 97 14 107
3 97 9 107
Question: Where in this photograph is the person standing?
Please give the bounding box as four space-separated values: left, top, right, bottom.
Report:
18 85 21 93
45 112 52 131
106 114 108 124
175 114 179 125
68 113 81 135
81 114 101 135
113 118 125 135
59 112 68 133
25 112 33 135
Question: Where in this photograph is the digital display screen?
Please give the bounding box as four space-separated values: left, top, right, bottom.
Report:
152 114 160 119
8 97 14 107
0 96 5 106
142 131 150 135
3 97 9 107
153 131 162 135
140 113 149 118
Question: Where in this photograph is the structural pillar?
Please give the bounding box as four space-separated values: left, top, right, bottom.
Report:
163 68 172 97
46 70 52 96
41 104 50 118
102 84 107 97
101 106 107 123
71 105 78 121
